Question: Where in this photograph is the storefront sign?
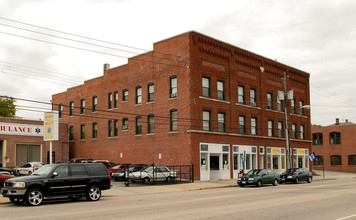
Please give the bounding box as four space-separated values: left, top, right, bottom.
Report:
297 149 305 155
44 111 59 141
0 122 43 136
272 148 281 155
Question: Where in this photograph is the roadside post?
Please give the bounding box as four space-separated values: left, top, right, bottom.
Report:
44 111 59 164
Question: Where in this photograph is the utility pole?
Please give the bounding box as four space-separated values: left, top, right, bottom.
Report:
282 72 292 169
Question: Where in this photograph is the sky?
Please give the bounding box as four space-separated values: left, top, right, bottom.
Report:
0 0 355 126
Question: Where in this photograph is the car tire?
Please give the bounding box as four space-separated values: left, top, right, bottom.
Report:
273 179 279 186
28 171 32 175
143 177 150 184
86 185 101 201
25 188 44 206
256 180 262 187
307 177 312 183
166 176 172 183
16 171 20 176
295 177 299 184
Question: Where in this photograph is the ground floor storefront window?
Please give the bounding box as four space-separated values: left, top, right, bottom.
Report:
293 148 309 169
200 143 230 181
267 147 286 173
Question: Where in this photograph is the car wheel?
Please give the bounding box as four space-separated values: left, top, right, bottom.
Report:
28 171 32 175
238 184 245 187
26 188 44 206
143 177 150 184
295 177 299 184
86 185 101 201
273 179 279 186
16 171 20 176
166 176 172 183
256 180 262 187
69 195 81 201
307 177 312 183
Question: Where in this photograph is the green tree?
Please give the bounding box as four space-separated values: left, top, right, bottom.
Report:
0 97 16 117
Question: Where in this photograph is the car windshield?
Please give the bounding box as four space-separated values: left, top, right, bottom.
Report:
284 168 298 174
33 164 55 176
142 166 153 172
110 165 121 169
246 170 261 175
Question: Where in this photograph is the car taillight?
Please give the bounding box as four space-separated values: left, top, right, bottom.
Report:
109 176 112 183
35 168 39 170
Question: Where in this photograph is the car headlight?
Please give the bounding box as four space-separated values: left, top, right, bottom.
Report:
248 178 254 181
13 182 26 188
238 178 241 180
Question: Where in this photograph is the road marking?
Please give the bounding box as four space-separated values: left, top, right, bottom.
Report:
336 213 356 220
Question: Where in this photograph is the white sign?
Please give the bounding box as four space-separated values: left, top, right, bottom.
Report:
0 122 44 137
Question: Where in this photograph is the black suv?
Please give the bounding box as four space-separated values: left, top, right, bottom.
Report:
1 163 111 206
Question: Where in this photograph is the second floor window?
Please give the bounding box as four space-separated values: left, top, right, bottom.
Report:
148 115 155 133
123 89 128 102
217 80 225 100
92 122 97 139
203 110 211 131
148 83 154 102
239 116 245 134
277 98 283 112
114 120 118 137
92 96 98 112
170 109 178 131
218 112 225 133
80 124 85 140
59 104 63 118
267 93 273 110
136 86 142 104
69 101 74 116
278 121 284 138
312 133 323 145
300 125 305 140
108 92 112 109
108 120 112 137
202 77 210 98
251 117 257 135
250 89 256 107
268 120 274 137
330 132 341 144
238 85 245 104
136 116 142 135
80 99 85 114
114 91 118 108
122 118 128 130
292 124 297 139
170 76 177 98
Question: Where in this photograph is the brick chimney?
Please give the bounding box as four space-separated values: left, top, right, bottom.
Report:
336 118 339 125
103 63 110 73
345 119 349 123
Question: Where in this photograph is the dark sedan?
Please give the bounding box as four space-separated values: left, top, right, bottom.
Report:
237 169 280 187
280 168 312 184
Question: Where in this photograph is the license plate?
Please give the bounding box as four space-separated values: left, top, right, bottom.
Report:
282 178 285 181
242 181 246 184
288 176 293 179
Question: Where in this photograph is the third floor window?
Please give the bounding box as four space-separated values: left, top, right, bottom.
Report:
238 85 245 104
147 83 154 102
170 76 177 98
92 96 98 112
80 99 85 114
108 92 113 109
202 77 210 98
267 93 273 110
217 80 225 100
122 89 128 102
250 89 256 107
136 86 142 104
69 101 74 116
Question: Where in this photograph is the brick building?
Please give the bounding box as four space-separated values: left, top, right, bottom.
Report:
312 118 356 173
0 117 69 168
52 31 311 180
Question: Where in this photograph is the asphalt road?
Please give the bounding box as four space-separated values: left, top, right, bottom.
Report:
1 179 356 220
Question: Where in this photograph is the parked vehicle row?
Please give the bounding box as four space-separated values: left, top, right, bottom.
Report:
237 168 313 187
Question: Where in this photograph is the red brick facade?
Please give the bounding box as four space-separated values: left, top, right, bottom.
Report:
0 117 69 168
52 31 311 180
312 119 356 173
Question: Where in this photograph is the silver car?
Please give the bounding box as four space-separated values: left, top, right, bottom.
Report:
15 162 43 175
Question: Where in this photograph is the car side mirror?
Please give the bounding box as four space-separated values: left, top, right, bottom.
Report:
52 172 58 178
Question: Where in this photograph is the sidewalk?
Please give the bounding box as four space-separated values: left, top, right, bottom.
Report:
1 170 356 205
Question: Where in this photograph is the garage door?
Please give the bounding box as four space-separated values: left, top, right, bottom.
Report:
16 144 41 167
